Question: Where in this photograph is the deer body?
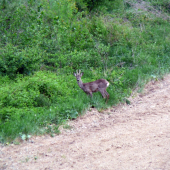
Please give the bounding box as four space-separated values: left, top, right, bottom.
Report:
74 70 109 102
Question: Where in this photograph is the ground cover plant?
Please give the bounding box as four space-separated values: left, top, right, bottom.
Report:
1 0 170 143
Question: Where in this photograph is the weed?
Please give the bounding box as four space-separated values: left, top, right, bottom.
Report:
63 124 73 130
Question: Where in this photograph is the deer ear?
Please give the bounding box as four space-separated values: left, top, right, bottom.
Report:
81 72 84 76
73 73 76 76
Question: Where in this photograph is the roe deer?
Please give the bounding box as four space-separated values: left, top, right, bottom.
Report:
74 70 109 102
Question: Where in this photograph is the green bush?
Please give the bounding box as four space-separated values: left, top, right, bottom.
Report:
0 44 42 77
75 0 124 12
0 71 77 109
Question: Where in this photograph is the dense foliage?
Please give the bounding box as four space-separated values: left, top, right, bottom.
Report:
1 0 170 143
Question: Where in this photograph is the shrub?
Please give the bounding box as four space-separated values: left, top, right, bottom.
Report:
0 44 42 78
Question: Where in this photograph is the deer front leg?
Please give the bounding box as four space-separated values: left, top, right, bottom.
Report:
89 92 93 97
85 91 93 98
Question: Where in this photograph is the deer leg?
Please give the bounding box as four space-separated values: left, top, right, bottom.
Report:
98 89 109 103
89 92 93 98
104 90 109 97
99 89 106 98
101 89 109 103
104 90 109 103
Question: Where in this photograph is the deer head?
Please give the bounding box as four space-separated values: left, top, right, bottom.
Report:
74 70 83 82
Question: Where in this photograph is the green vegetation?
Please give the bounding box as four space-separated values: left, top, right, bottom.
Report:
1 0 170 143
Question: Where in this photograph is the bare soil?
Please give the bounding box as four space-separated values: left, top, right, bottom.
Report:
1 75 170 170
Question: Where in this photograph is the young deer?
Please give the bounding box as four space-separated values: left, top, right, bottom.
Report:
74 70 109 102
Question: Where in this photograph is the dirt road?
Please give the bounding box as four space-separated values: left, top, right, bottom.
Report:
1 75 170 170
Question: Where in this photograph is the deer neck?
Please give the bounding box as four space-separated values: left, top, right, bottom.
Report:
77 79 84 89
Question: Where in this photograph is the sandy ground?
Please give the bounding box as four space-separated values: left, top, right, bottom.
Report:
1 75 170 170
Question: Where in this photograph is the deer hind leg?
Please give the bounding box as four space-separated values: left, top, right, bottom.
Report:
104 89 109 103
98 89 107 98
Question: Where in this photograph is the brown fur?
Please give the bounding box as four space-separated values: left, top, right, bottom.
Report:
74 70 109 102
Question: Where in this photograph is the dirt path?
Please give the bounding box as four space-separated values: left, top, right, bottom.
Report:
1 75 170 170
